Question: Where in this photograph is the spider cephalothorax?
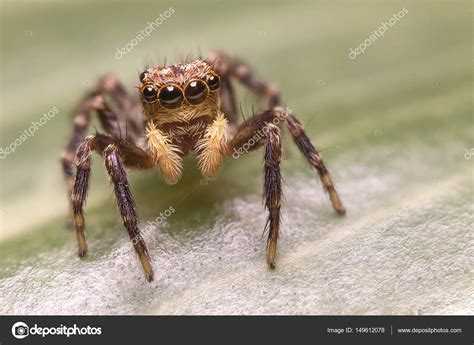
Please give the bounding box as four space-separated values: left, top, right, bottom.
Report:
61 51 345 282
138 60 227 184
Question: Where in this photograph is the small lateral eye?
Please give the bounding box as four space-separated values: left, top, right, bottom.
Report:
206 74 220 91
185 80 209 105
140 71 148 82
142 85 157 102
159 84 184 109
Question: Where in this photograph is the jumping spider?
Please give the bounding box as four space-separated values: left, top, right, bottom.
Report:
61 51 345 282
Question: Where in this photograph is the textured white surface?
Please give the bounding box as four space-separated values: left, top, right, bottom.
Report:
0 144 472 315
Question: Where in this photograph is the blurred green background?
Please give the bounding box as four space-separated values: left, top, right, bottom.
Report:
0 0 472 314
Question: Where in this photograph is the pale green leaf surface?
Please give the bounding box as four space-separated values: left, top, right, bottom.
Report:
0 1 472 315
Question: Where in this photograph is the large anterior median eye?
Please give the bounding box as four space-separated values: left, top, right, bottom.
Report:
185 80 209 105
142 85 157 102
159 84 184 109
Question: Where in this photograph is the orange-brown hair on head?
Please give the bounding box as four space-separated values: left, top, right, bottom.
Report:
138 60 221 124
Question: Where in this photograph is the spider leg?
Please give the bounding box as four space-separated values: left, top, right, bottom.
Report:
103 143 154 282
219 75 239 124
226 107 344 268
72 136 95 257
263 125 282 268
226 111 282 268
251 107 343 214
61 75 143 226
207 50 280 108
276 108 345 215
72 134 155 281
208 51 345 214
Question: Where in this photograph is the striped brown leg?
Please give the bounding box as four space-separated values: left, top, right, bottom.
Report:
95 74 144 139
61 75 143 226
72 136 96 257
207 52 345 215
207 50 281 108
72 134 155 281
263 125 282 267
219 74 239 125
103 144 154 281
61 97 93 227
227 111 282 268
275 108 345 215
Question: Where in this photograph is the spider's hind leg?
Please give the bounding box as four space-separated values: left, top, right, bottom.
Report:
219 75 239 125
207 50 281 109
276 108 345 215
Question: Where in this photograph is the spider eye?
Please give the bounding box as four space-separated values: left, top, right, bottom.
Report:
206 74 220 91
139 71 148 82
142 85 157 102
159 84 184 109
185 80 209 105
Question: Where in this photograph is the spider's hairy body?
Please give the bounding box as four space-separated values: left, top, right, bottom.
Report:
142 61 219 127
141 60 228 183
61 51 345 282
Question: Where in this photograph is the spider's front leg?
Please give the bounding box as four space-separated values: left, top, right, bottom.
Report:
72 134 155 281
226 111 282 268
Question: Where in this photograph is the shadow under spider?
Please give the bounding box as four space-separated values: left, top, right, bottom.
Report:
130 157 246 237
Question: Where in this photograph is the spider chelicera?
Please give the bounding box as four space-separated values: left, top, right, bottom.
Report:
61 51 345 282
